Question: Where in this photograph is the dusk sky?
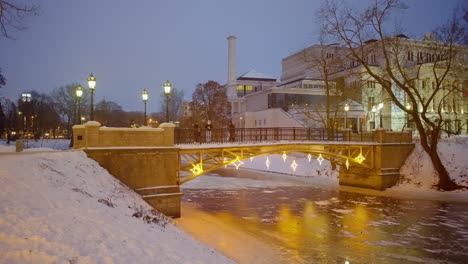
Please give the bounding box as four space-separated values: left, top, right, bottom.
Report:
0 0 463 112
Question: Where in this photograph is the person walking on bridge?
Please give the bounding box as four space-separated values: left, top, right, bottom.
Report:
228 121 235 142
205 120 213 143
192 123 201 143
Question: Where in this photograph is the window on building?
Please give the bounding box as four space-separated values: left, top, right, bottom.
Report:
237 85 253 96
445 119 452 133
371 54 376 64
407 51 414 61
367 80 376 88
368 96 375 111
417 52 424 62
455 120 461 133
326 53 334 59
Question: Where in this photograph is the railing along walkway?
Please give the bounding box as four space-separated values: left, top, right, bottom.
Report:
175 127 376 145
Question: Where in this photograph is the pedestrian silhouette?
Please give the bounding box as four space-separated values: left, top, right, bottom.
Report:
192 123 201 143
228 121 235 142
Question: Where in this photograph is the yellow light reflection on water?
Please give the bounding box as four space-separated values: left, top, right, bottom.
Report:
302 201 329 240
340 204 371 257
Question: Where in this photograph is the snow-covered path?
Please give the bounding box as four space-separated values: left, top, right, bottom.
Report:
0 150 235 264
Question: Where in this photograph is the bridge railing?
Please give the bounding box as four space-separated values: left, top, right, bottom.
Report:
174 127 378 144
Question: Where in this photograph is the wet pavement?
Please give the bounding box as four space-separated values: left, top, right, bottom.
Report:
181 182 468 263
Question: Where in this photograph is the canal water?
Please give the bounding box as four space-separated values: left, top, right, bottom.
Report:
178 173 468 264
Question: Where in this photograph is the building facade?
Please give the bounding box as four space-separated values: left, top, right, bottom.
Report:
226 34 468 134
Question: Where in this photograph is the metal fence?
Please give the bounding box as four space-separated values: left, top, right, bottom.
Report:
174 127 376 144
22 139 71 150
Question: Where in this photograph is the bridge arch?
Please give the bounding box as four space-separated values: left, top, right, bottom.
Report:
179 143 373 184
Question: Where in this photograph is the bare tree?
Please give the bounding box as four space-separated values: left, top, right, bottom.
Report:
17 91 61 136
0 0 39 39
191 80 231 127
299 40 364 138
51 83 81 131
319 0 468 190
159 86 184 122
0 67 5 89
94 99 125 127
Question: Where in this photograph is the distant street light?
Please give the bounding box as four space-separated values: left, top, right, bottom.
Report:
378 102 384 129
142 89 149 126
21 93 32 135
344 103 349 129
163 81 172 123
21 93 31 103
87 73 96 121
75 85 83 124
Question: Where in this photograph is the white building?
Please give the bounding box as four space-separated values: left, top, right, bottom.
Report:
226 34 468 134
226 37 366 130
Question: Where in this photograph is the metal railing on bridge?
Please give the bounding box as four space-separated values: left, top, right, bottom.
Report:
175 127 376 144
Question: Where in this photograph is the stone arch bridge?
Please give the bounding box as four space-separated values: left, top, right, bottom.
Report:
73 122 414 217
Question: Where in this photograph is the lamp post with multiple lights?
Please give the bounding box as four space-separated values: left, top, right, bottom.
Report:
87 73 96 121
75 86 83 124
21 93 32 134
142 89 148 126
163 81 172 123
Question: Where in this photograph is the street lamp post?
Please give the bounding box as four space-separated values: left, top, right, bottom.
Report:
371 106 376 130
75 86 83 125
405 104 411 129
142 89 148 126
87 73 96 121
344 103 349 129
163 81 172 123
378 102 384 129
21 93 31 135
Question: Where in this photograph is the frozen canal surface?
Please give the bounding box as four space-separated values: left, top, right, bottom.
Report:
182 184 468 263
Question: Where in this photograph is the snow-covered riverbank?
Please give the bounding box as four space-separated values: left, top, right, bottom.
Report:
0 150 235 264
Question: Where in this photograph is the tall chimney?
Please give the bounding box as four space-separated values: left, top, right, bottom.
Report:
227 35 236 87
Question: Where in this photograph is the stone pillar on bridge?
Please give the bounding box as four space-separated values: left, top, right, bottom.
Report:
339 129 414 190
73 122 183 217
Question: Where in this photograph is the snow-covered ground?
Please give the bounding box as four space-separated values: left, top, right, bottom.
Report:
0 149 235 263
0 136 467 263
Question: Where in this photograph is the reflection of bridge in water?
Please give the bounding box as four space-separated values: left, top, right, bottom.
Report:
73 123 414 217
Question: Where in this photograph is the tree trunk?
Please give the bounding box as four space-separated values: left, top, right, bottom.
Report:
425 144 459 190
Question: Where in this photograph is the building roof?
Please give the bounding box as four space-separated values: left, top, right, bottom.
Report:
237 70 277 81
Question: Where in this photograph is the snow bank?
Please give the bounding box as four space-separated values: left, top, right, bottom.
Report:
398 139 468 189
0 151 234 264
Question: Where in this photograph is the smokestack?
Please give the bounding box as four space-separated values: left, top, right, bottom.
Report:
227 35 236 86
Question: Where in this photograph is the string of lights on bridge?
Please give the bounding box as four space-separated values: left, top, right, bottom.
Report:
189 150 366 175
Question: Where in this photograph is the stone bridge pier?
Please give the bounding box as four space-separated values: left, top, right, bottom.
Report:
73 121 182 217
339 128 414 190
